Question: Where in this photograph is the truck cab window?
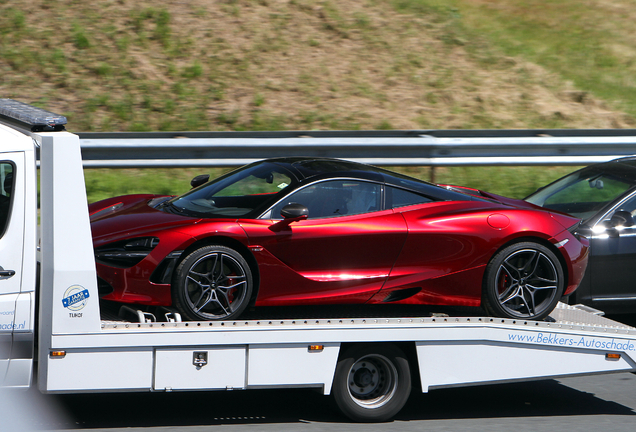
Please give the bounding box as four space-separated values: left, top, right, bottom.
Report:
0 162 14 236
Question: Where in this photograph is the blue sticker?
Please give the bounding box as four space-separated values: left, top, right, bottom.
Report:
62 285 90 311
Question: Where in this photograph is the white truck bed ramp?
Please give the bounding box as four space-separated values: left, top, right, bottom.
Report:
43 302 635 397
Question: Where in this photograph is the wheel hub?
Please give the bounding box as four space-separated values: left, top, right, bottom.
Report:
494 247 560 318
182 250 249 320
346 354 399 409
353 366 374 388
350 361 379 395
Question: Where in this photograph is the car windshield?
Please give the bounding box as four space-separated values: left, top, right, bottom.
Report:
525 169 634 221
162 162 295 218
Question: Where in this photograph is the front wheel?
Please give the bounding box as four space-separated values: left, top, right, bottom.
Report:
332 344 411 422
172 245 253 321
482 241 564 320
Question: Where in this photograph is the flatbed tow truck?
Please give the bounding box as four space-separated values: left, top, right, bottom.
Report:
1 99 635 422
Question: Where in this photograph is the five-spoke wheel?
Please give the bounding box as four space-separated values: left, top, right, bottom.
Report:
172 245 253 321
482 242 564 320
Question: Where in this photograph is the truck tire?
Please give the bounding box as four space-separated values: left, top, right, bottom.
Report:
482 241 564 320
172 245 252 321
332 344 411 422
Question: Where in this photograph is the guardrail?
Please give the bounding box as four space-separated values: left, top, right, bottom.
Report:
76 129 636 168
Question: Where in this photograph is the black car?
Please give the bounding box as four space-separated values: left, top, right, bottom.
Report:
525 157 636 314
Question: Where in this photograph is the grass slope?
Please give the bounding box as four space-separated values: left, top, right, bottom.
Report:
1 0 635 200
2 0 634 132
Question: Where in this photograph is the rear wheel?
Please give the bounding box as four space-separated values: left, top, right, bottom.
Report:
172 245 252 321
482 241 564 320
332 344 411 422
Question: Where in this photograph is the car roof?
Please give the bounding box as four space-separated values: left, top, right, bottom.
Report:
608 157 636 171
582 157 636 184
264 157 481 202
265 157 384 180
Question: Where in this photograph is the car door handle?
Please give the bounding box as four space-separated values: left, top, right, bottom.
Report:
0 270 15 277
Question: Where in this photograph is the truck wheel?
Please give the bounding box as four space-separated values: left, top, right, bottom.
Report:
482 242 564 320
332 344 411 422
172 245 252 321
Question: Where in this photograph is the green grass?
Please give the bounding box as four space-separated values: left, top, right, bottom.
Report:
3 0 634 132
390 0 636 118
84 167 231 203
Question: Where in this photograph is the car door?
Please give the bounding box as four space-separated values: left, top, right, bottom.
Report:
0 155 25 380
240 179 408 305
587 191 636 309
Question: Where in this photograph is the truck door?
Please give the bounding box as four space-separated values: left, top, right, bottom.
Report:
0 154 25 382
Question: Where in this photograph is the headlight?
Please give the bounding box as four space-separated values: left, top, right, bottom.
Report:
95 237 159 268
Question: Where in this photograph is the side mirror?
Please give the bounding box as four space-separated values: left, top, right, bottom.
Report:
610 210 634 228
191 174 210 189
269 204 308 233
600 210 634 237
280 203 309 220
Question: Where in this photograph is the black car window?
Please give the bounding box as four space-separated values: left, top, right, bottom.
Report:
0 162 14 236
269 180 382 220
213 170 291 197
380 170 475 202
600 192 636 223
387 186 432 209
526 171 633 220
167 162 294 218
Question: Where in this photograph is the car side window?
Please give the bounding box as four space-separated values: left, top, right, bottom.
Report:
213 170 291 197
387 186 432 209
601 192 636 223
270 180 381 220
0 162 14 236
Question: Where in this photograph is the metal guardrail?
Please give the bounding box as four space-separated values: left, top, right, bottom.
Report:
76 129 636 168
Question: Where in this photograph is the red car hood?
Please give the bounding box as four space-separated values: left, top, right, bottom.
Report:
89 194 201 244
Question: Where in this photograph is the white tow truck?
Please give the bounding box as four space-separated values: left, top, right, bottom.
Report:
1 99 636 422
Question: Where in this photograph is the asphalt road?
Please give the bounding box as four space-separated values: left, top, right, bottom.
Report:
3 313 636 432
8 365 636 432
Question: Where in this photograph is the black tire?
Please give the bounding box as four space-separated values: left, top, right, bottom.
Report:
332 344 411 422
482 241 564 320
172 245 253 321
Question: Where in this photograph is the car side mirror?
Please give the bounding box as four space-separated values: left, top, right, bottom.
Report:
191 174 210 189
609 210 634 228
600 210 634 237
280 203 309 221
269 204 309 233
611 210 634 227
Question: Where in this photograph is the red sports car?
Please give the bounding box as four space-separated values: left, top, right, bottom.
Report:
89 158 589 321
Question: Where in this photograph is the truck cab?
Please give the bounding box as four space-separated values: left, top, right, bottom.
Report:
0 99 95 388
0 116 37 387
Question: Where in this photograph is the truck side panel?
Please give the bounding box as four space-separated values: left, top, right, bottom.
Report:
37 131 102 392
417 341 634 392
46 349 153 391
154 346 247 391
2 292 33 387
246 343 340 394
